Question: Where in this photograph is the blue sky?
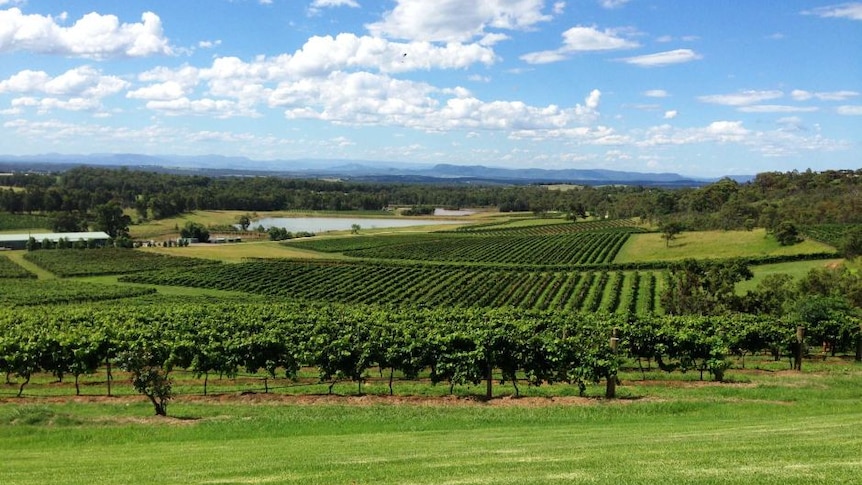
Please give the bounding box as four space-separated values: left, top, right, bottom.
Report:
0 0 860 176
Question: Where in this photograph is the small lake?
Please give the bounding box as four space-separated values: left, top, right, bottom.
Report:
251 217 464 233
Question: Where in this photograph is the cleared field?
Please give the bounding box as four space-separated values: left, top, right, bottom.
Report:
615 228 836 263
737 259 845 294
2 370 861 484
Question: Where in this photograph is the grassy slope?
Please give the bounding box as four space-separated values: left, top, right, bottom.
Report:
2 370 861 484
615 228 835 263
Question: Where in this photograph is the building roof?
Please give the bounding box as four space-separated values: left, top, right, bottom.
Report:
0 231 111 243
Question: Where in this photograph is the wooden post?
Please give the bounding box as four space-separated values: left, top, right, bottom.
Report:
486 364 493 400
794 326 805 371
606 328 619 399
106 357 112 397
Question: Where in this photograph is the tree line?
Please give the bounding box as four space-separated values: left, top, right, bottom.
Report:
2 167 862 232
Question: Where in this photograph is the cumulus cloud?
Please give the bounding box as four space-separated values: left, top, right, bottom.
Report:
698 90 783 106
366 0 553 42
0 8 173 59
837 105 862 115
620 49 702 67
802 3 862 20
0 66 128 101
128 33 498 117
664 110 677 119
520 25 639 64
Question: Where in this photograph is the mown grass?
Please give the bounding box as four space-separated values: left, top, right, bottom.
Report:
615 228 836 263
2 367 861 484
738 259 845 294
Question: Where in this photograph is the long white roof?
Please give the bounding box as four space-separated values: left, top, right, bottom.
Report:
0 231 111 242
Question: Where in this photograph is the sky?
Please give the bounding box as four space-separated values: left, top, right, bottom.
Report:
0 0 860 177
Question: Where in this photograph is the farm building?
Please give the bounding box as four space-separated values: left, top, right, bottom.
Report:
0 231 111 250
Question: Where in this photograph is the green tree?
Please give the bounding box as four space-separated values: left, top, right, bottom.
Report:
659 221 684 248
350 223 361 234
237 214 251 231
661 259 753 315
180 221 210 243
774 221 801 246
93 202 131 239
117 349 173 416
841 226 862 259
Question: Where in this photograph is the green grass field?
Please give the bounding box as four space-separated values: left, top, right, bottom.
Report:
2 367 861 484
615 229 836 263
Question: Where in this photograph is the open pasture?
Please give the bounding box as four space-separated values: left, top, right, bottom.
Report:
615 228 837 264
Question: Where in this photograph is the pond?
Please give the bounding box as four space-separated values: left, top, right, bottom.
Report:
251 216 465 233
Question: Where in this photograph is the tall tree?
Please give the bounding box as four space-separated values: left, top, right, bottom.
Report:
93 202 131 239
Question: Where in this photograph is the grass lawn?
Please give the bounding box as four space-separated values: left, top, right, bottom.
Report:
738 259 845 294
2 367 861 484
615 228 836 263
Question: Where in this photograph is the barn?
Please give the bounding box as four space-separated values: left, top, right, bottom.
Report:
0 231 112 250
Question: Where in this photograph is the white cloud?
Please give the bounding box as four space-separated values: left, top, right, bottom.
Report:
198 40 222 49
311 0 360 7
837 105 862 115
308 0 360 15
803 3 862 20
599 0 630 8
366 0 553 42
698 90 783 106
620 49 702 67
553 2 566 14
126 81 188 101
792 89 859 101
0 66 129 112
644 89 668 98
737 105 819 113
664 110 677 119
521 25 639 64
0 8 173 59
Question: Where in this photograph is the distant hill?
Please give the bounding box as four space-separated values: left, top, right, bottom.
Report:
0 153 753 186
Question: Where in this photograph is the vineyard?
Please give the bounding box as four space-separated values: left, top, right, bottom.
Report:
123 259 664 313
449 218 645 236
1 300 856 401
0 279 156 306
23 248 220 277
0 212 52 231
0 254 34 278
803 224 861 247
290 228 637 266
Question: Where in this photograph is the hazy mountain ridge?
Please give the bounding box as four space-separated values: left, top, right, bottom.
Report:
0 154 753 185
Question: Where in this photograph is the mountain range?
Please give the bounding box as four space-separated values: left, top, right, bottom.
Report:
0 153 753 186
